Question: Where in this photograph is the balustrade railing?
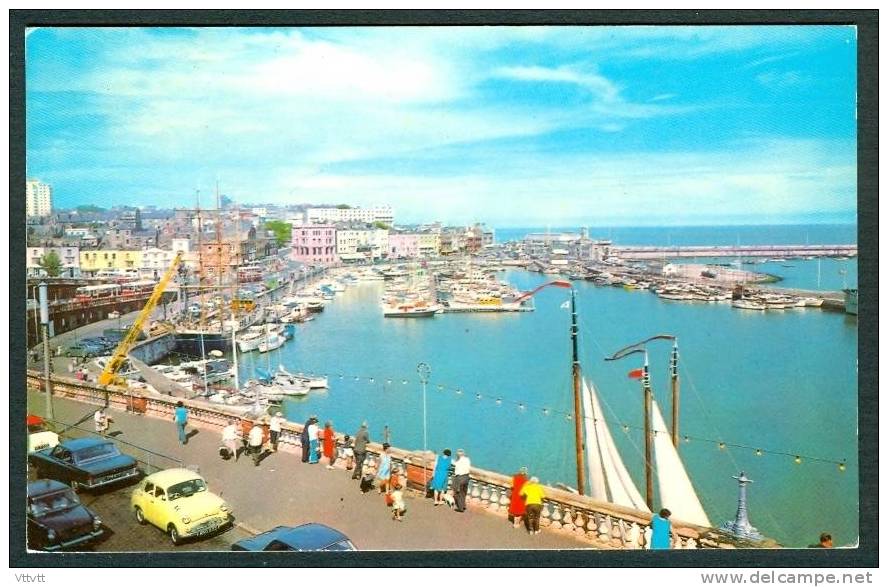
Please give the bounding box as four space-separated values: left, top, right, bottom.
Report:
26 370 760 550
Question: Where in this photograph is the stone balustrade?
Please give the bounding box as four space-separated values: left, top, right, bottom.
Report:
26 370 765 550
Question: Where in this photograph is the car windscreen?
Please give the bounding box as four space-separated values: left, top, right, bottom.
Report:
29 489 81 517
167 478 207 501
72 443 121 464
323 540 355 551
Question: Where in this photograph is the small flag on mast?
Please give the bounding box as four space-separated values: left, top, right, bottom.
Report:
560 300 570 309
627 368 644 379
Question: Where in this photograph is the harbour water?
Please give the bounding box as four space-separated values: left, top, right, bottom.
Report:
236 262 859 547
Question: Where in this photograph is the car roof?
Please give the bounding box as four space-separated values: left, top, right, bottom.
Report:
62 437 113 451
27 479 70 496
236 523 350 551
143 468 203 488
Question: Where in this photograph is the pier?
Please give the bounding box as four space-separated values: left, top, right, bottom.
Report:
612 244 857 260
25 371 764 551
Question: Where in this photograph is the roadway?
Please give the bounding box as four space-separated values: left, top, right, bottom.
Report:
26 390 593 552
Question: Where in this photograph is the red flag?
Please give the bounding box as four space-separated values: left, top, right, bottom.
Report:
627 369 644 379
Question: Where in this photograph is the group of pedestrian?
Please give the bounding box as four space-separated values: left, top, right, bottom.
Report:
505 466 546 534
298 415 340 467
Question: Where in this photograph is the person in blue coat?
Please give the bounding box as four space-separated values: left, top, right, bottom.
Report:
650 508 672 549
429 448 452 505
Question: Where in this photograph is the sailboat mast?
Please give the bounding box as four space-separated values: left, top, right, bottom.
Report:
671 339 680 448
570 286 586 496
642 350 654 509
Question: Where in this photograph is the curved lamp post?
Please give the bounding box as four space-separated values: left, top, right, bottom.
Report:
417 362 431 489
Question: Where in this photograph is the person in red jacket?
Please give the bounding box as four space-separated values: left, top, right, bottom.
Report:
322 421 337 469
508 466 529 529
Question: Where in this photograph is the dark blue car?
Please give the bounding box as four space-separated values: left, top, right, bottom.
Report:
28 437 140 492
27 479 104 551
231 523 357 551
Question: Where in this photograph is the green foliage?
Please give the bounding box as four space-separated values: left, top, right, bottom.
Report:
372 221 390 230
264 220 292 246
336 204 351 209
38 250 63 277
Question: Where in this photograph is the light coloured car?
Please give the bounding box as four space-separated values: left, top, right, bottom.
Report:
107 311 121 319
131 468 232 545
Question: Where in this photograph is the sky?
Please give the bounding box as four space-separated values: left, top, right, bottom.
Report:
25 26 857 227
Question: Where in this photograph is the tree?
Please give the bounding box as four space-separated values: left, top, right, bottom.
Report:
372 221 390 230
38 250 63 277
336 204 351 209
263 220 292 246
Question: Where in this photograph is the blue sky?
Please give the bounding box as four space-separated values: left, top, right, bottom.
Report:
26 26 857 226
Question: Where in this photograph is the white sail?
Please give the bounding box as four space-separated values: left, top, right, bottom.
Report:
582 378 650 511
650 398 711 527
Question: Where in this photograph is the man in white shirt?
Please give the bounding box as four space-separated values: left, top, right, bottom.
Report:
248 422 265 467
94 409 110 435
269 412 285 452
221 420 241 462
452 448 471 513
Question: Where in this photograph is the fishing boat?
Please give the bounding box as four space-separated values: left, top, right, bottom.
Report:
382 301 439 318
732 299 767 311
257 332 285 353
278 365 328 389
241 379 285 403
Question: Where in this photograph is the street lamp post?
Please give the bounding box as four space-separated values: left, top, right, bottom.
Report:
39 282 54 419
417 362 431 489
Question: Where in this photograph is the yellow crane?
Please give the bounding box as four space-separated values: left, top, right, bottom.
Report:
98 252 183 386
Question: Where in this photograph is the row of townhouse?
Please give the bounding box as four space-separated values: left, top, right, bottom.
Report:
291 223 493 266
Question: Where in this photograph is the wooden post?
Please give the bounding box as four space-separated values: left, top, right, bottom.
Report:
570 287 586 496
642 353 653 510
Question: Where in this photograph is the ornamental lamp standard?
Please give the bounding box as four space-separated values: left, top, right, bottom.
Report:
39 282 54 419
417 362 431 488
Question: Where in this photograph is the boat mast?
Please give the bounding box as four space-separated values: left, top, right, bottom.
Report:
569 285 586 496
195 191 209 396
670 339 680 448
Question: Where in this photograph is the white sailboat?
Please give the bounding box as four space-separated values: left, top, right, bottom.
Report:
582 378 650 511
650 398 712 527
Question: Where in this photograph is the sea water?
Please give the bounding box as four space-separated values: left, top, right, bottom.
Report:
238 258 858 547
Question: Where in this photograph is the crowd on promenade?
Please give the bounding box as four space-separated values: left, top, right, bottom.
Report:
169 402 688 544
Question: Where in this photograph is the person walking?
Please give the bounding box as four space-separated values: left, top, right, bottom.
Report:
429 449 452 506
508 466 529 528
341 435 355 470
649 508 673 549
351 421 370 480
173 401 188 445
300 416 312 462
519 476 546 535
322 421 336 469
451 448 471 513
94 408 111 435
221 419 241 462
376 443 393 494
269 411 285 452
307 417 320 464
248 420 265 467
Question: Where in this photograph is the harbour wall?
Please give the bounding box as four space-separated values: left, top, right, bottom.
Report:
26 370 774 550
613 244 857 259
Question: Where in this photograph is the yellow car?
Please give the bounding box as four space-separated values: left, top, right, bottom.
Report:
131 468 232 545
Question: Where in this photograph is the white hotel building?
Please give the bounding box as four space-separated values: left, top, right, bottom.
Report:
26 179 53 218
306 206 394 226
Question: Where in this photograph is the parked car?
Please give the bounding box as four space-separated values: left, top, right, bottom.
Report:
28 437 140 491
27 414 59 453
27 479 104 551
230 523 357 552
131 468 232 545
107 311 121 319
62 343 99 358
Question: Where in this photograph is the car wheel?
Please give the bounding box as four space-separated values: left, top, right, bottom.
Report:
134 506 146 525
168 524 182 545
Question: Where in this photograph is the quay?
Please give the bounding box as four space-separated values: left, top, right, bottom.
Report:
612 244 857 260
24 371 761 551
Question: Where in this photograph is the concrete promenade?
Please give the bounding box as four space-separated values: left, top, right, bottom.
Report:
27 389 593 551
